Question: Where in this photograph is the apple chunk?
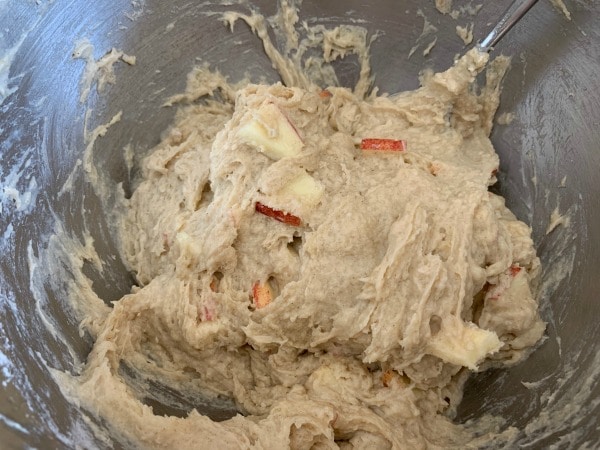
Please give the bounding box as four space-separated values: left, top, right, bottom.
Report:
252 280 274 309
486 265 525 301
360 138 407 152
426 318 502 370
237 102 304 160
255 202 302 227
278 171 324 207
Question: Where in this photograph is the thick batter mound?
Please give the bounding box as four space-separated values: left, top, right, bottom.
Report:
48 0 550 438
60 46 545 448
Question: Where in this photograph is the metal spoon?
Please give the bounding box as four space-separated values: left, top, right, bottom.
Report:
477 0 541 52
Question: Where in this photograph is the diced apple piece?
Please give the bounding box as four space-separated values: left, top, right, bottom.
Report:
209 276 219 293
237 102 304 160
381 369 394 387
509 265 522 277
279 171 324 207
487 265 524 301
162 232 170 253
319 89 332 98
255 202 302 226
198 298 217 322
202 305 215 321
360 138 407 152
426 318 502 370
252 280 273 309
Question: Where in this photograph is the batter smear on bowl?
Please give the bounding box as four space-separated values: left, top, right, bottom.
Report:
56 3 545 448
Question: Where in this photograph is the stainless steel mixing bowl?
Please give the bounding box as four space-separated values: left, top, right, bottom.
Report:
1 0 598 448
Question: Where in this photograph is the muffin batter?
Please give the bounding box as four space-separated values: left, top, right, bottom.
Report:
56 8 545 450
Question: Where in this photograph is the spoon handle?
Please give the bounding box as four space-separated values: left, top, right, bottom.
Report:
477 0 540 52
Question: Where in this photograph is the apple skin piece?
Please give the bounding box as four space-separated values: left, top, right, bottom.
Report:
360 138 407 152
252 280 273 309
278 171 324 207
486 265 524 301
381 370 394 387
237 102 304 160
255 202 302 227
509 265 522 277
202 305 215 321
